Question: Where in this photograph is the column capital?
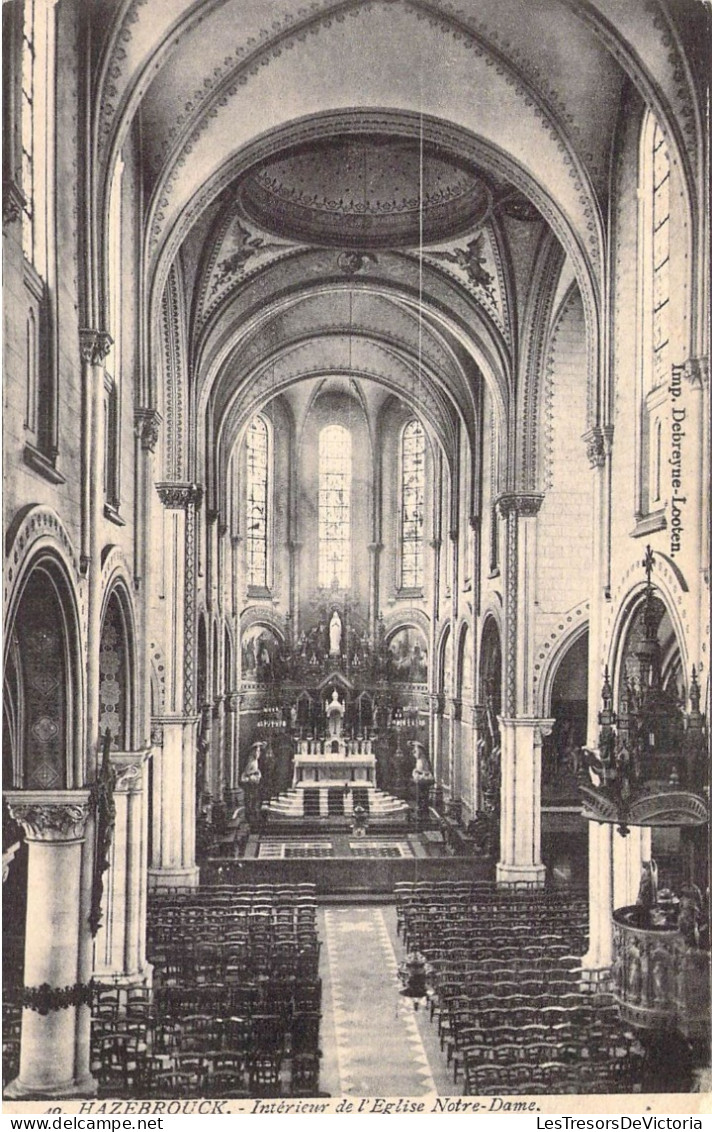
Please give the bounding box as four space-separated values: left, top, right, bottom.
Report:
226 692 243 713
110 751 149 794
3 178 25 225
583 426 606 468
155 482 203 510
79 329 113 366
150 722 164 748
498 716 556 745
496 492 544 518
135 408 162 453
681 356 709 390
4 789 91 842
367 542 384 554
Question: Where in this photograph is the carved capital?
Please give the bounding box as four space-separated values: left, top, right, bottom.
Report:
583 427 606 468
497 492 544 518
135 408 162 453
79 329 113 366
226 693 243 713
3 179 25 226
4 789 91 842
155 482 203 510
682 357 709 390
110 752 147 794
534 719 555 746
150 723 164 748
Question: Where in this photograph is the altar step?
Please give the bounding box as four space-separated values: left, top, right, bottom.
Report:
264 785 410 822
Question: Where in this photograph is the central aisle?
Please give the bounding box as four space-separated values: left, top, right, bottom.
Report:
317 906 457 1097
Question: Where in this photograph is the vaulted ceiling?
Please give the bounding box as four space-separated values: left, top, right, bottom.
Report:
89 0 705 484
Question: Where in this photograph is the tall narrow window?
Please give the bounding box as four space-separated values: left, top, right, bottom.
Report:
20 0 36 262
25 308 37 432
246 415 269 589
318 425 351 589
651 121 670 389
104 161 123 513
400 419 425 589
638 112 671 522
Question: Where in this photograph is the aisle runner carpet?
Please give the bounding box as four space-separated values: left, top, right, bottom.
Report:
322 907 438 1096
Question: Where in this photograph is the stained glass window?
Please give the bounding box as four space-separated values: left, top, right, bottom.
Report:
318 425 351 589
246 416 269 588
401 419 425 589
651 120 670 387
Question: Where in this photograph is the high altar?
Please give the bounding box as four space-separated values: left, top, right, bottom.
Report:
292 736 377 789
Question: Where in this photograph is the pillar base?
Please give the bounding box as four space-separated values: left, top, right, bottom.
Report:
579 963 613 992
5 1072 98 1100
496 862 546 888
148 865 199 890
92 963 154 991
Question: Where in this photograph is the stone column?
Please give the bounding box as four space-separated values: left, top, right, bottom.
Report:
582 823 652 982
213 695 226 802
289 539 302 638
496 718 554 886
583 427 608 744
4 791 96 1099
148 717 200 889
367 542 383 642
496 493 548 886
79 329 112 771
149 483 202 889
225 693 242 797
93 752 152 987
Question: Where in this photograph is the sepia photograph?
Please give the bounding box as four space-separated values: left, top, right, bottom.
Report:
1 0 710 1115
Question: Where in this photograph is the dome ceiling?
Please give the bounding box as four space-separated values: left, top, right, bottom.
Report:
238 134 492 248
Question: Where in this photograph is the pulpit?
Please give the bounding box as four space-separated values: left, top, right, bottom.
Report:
612 906 710 1040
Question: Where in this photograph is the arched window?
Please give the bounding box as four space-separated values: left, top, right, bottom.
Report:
246 415 269 589
318 425 351 589
99 593 131 750
400 419 425 589
638 111 671 520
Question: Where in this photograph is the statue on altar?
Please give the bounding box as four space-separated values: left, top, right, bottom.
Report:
326 688 346 738
329 610 342 656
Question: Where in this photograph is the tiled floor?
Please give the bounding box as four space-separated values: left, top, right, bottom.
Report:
317 905 459 1097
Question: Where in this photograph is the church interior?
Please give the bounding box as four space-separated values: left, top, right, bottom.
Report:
2 0 710 1103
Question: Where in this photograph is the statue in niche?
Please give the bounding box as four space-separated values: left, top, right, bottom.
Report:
326 688 346 738
329 610 342 656
411 740 434 783
241 742 263 785
636 859 659 921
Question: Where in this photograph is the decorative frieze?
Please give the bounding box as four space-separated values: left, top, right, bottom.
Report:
79 329 113 366
135 408 162 453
